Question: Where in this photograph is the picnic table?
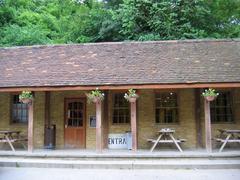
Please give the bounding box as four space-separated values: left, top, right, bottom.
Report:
0 130 27 151
214 129 240 152
147 128 186 152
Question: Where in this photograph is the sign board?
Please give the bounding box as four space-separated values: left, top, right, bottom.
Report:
89 115 96 128
108 133 127 149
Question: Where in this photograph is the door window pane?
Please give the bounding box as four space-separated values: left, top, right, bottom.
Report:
67 102 84 127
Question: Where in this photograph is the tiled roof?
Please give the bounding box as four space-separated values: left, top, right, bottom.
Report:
0 39 239 88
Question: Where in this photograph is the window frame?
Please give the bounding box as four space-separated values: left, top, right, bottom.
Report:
112 92 130 125
210 90 234 124
10 93 28 125
154 90 179 124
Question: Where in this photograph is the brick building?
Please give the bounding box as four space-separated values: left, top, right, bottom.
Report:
0 39 239 152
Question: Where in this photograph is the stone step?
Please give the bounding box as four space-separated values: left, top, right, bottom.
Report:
0 157 239 169
0 150 240 161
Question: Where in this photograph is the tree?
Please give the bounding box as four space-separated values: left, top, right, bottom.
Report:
0 0 239 47
114 0 214 40
0 24 51 46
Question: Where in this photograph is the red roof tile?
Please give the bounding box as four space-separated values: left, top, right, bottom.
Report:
0 39 239 88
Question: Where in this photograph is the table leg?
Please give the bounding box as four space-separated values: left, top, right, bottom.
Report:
5 135 15 152
150 134 163 152
219 134 231 152
169 134 183 152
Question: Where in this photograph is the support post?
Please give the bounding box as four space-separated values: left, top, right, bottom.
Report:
103 91 109 149
96 100 102 152
204 99 212 153
28 102 34 152
44 91 50 147
130 100 137 152
45 91 50 126
195 89 203 148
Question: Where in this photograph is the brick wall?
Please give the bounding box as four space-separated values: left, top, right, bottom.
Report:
137 89 197 149
200 88 240 148
49 91 96 149
0 87 239 150
0 92 44 149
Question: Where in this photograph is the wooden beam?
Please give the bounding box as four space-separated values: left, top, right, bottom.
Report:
44 91 50 147
130 100 137 151
204 100 212 153
45 91 50 126
0 82 240 92
103 91 109 149
28 102 34 152
96 100 102 152
195 89 203 148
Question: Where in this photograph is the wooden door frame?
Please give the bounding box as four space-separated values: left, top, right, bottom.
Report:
64 97 87 148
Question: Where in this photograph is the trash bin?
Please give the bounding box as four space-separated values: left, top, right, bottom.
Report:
44 124 56 149
126 131 132 150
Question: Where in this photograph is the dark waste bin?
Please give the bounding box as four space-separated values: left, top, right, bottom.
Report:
44 124 56 149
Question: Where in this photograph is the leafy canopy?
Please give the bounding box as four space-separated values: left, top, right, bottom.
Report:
0 0 239 46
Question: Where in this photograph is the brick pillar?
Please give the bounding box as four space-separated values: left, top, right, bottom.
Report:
28 102 34 152
96 100 102 152
204 100 212 152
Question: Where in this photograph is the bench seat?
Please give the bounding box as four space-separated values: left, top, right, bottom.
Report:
214 138 240 143
147 138 186 143
0 138 27 143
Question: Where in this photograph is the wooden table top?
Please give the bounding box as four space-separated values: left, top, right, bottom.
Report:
0 130 21 134
158 128 175 133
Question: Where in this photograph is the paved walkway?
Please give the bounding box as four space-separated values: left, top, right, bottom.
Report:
0 168 240 180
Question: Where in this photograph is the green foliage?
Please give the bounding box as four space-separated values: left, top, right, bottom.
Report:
202 88 219 97
0 24 51 46
124 89 139 101
114 0 213 40
86 88 105 103
0 0 239 47
19 91 33 100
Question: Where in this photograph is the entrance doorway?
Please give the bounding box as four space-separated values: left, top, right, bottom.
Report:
64 98 86 148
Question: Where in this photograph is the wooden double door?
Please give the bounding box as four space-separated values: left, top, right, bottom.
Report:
64 98 86 148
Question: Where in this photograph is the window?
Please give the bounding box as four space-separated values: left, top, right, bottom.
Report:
11 95 28 123
210 91 233 123
112 93 130 124
155 92 178 123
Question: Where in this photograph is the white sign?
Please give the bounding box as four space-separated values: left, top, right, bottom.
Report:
108 134 127 149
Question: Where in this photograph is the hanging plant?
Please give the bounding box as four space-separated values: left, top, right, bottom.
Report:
19 91 33 104
86 88 104 103
202 88 219 101
124 89 139 102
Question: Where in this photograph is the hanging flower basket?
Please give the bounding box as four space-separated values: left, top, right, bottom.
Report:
19 91 33 104
128 97 137 103
205 96 216 102
202 88 219 102
86 88 104 103
92 97 102 103
124 89 139 102
20 98 33 104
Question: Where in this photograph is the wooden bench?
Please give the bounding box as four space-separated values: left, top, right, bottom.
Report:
0 137 27 151
147 138 186 144
214 129 240 152
0 138 27 142
214 138 240 143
